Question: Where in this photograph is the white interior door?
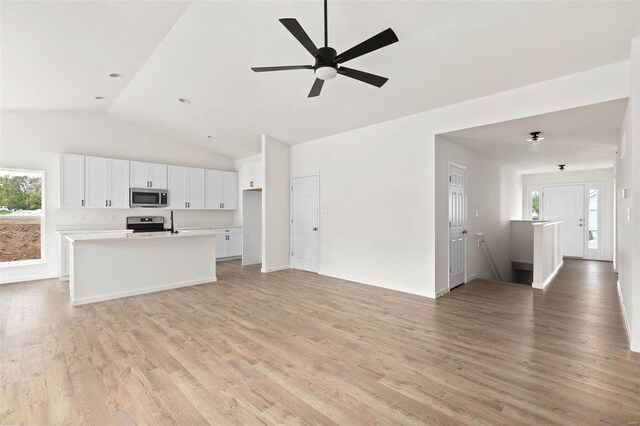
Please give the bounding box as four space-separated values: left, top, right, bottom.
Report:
291 176 319 273
448 164 466 289
542 184 584 257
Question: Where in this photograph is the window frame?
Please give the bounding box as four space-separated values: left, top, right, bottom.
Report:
0 168 46 268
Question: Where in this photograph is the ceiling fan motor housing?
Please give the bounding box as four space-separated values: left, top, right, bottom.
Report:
314 47 338 80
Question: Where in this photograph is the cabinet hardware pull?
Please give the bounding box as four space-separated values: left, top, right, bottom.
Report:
81 199 84 207
106 200 108 207
221 203 224 208
250 181 253 187
109 200 112 207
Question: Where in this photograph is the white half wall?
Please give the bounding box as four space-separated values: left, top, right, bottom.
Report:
0 111 236 284
523 168 615 261
261 134 290 272
290 61 628 298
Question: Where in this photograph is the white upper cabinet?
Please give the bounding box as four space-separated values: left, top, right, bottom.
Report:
60 154 85 208
205 170 238 209
168 165 205 209
187 168 205 209
109 159 130 208
84 156 108 208
222 171 238 210
130 161 168 189
85 156 130 208
240 161 263 190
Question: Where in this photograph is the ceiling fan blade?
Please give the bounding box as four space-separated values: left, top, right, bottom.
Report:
251 65 313 72
338 66 388 88
308 78 324 97
335 28 398 64
279 18 319 57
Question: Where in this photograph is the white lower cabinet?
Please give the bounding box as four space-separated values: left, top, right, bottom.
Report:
215 228 242 259
59 235 70 281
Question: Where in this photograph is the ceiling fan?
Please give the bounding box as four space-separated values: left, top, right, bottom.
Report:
251 0 399 98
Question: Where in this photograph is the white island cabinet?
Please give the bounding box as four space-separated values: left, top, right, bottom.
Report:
67 230 217 306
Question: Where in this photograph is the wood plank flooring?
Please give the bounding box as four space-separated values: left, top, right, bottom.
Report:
1 258 639 425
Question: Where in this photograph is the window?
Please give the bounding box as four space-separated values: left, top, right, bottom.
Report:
531 190 540 220
526 186 542 220
588 188 598 250
0 169 44 264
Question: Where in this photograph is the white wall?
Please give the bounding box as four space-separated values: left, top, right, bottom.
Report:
261 134 290 272
616 37 640 352
435 136 521 292
522 168 615 261
291 61 627 298
0 111 236 284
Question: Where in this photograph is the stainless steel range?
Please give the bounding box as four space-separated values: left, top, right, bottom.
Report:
126 216 167 233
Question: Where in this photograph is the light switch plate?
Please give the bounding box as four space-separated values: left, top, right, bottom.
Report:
475 210 479 218
622 188 629 199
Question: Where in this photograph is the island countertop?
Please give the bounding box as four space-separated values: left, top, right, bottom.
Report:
66 229 218 243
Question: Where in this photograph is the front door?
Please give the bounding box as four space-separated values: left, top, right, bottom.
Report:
448 164 466 289
291 176 319 273
542 184 585 257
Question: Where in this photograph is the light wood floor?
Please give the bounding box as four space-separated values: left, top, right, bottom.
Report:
1 258 639 425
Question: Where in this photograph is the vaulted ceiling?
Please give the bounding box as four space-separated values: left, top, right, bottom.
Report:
2 1 639 158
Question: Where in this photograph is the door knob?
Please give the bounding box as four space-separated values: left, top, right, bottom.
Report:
313 227 318 231
462 230 468 234
579 224 583 227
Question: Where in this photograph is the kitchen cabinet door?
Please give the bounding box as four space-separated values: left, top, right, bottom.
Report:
240 162 263 190
130 161 149 188
228 233 243 257
109 158 130 208
84 156 109 208
149 163 168 189
60 154 85 208
187 168 205 209
168 165 188 209
215 235 227 259
222 171 238 209
205 170 223 209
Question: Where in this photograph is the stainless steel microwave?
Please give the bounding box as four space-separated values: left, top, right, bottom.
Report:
130 188 168 208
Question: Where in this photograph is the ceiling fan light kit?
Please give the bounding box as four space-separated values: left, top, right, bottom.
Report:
526 131 544 142
252 0 399 97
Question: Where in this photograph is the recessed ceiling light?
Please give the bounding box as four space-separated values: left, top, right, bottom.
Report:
109 73 123 78
94 96 106 100
178 98 191 104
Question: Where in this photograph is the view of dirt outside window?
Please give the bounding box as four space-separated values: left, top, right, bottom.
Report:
0 170 43 263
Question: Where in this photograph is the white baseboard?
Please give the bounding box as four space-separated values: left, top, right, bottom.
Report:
532 261 563 289
320 270 435 299
435 287 450 298
261 264 290 273
71 277 217 306
0 273 57 285
616 280 635 352
466 274 478 282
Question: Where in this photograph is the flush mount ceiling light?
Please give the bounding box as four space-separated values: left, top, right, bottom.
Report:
251 0 399 97
526 131 544 142
559 164 566 171
109 73 123 78
178 98 191 104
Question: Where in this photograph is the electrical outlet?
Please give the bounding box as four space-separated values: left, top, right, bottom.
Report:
475 210 479 218
80 214 85 221
111 215 117 221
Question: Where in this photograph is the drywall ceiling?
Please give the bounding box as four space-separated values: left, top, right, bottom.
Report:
0 1 191 111
2 1 638 158
440 99 627 174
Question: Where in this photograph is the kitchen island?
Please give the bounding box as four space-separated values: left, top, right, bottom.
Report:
66 229 217 306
